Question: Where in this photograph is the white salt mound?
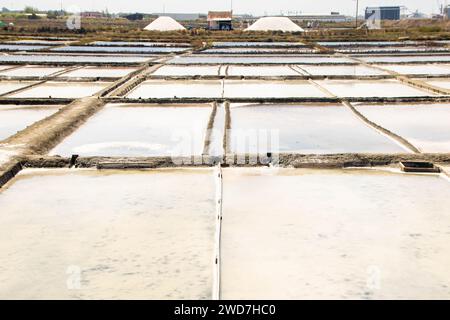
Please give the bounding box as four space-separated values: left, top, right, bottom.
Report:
245 17 304 32
144 16 186 32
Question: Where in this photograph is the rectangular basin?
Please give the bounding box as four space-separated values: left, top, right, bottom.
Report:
0 168 216 299
355 103 450 153
229 104 406 154
126 80 223 99
0 105 60 141
221 168 450 299
8 81 109 99
50 104 212 157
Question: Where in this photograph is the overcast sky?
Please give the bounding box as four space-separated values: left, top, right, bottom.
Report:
2 0 444 15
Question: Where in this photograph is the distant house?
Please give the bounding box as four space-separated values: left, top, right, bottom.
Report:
81 12 104 18
207 11 233 30
365 6 401 21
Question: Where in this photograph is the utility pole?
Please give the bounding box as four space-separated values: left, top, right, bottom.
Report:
355 0 359 28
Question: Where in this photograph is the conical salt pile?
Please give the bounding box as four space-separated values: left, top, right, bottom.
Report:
245 17 304 32
144 16 186 32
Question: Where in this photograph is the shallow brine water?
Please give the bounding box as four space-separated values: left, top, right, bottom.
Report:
152 66 220 76
9 82 109 98
224 80 329 98
51 104 212 157
0 81 35 95
60 67 137 78
127 80 223 99
0 44 49 51
301 65 388 76
0 168 216 299
203 48 316 54
213 42 305 47
0 105 60 141
420 79 450 90
355 103 450 153
227 66 301 76
221 168 450 299
0 66 66 77
0 54 151 65
51 46 187 54
359 55 450 63
229 104 405 154
168 56 353 65
90 41 190 47
317 79 433 98
377 64 450 76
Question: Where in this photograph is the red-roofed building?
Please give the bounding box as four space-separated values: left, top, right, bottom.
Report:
207 11 233 30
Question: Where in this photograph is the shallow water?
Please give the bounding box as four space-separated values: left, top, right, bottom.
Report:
0 66 66 77
9 82 109 98
227 66 301 76
90 41 190 47
0 54 150 64
421 79 450 90
0 44 49 51
317 79 433 98
355 103 450 153
51 104 212 157
213 42 305 47
229 104 405 154
221 168 450 299
224 80 329 98
0 81 35 95
168 55 353 65
359 55 450 63
127 80 223 99
301 65 388 76
203 48 315 54
60 67 137 78
0 105 60 141
318 41 419 47
0 168 215 299
152 66 220 76
377 64 450 75
51 46 187 54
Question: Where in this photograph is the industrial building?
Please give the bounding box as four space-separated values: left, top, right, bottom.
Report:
207 11 233 30
365 6 401 20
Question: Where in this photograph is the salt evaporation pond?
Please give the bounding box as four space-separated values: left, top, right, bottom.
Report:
0 66 66 77
301 65 388 76
0 168 215 299
203 48 316 54
224 81 329 98
221 168 450 299
90 41 190 47
51 104 212 157
355 103 450 153
0 81 35 95
0 44 49 51
317 79 433 98
0 105 60 141
0 54 150 65
127 80 223 99
318 41 419 47
420 79 450 90
51 46 187 54
227 66 301 76
168 55 354 65
229 104 405 154
152 65 220 76
9 82 109 99
376 64 450 76
359 55 450 64
60 67 137 78
213 42 305 47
